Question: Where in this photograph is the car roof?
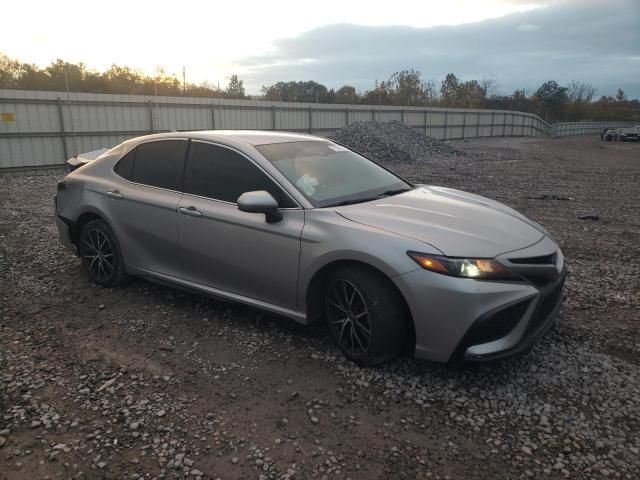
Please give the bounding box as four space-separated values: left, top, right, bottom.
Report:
126 130 326 147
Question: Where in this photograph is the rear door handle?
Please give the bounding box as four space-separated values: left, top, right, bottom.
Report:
106 190 123 199
179 206 202 217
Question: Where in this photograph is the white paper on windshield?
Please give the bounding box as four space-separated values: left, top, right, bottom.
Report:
328 145 349 152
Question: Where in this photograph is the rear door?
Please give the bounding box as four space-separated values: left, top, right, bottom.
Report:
106 139 188 278
178 140 304 308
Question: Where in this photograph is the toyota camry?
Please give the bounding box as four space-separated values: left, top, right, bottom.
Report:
55 131 566 366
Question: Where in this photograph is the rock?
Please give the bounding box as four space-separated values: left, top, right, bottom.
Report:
578 214 599 221
0 437 6 448
521 446 532 455
231 457 239 464
190 469 203 476
30 421 41 429
129 421 140 430
97 378 116 392
97 461 107 469
157 409 166 417
310 416 319 424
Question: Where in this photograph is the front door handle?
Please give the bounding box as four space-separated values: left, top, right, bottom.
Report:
179 206 203 217
106 190 123 199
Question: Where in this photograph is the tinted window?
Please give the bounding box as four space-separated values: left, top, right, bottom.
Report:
132 140 187 190
114 149 135 180
185 142 296 207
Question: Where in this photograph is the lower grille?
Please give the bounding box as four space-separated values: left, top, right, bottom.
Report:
525 278 564 336
462 299 532 346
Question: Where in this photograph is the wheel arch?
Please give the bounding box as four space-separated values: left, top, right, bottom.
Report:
71 207 116 250
304 259 416 345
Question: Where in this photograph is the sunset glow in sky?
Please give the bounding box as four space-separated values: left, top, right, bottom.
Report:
2 0 638 97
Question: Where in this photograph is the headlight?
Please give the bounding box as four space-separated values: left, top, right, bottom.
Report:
407 252 517 280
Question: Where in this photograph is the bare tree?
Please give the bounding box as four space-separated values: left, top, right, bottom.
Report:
567 81 597 103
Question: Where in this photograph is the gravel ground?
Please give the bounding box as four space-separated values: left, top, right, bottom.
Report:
1 135 639 480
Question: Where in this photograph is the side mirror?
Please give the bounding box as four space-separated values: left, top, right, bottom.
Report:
237 190 283 223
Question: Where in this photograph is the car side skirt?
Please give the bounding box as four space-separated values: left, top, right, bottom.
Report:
128 265 309 324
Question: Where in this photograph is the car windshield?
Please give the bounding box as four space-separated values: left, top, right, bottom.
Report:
255 141 412 207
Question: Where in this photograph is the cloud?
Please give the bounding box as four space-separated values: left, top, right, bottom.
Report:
236 0 640 98
516 23 540 31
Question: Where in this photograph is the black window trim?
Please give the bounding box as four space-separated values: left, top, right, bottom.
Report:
111 138 189 194
183 139 302 210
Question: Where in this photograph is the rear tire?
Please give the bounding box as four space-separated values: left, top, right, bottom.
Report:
324 266 410 366
78 219 130 287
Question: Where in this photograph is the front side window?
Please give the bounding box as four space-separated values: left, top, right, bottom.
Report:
131 140 188 190
185 142 296 207
255 141 411 207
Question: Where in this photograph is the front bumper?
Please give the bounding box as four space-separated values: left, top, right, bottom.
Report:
393 236 566 363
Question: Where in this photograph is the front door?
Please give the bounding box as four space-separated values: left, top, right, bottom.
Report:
178 141 304 309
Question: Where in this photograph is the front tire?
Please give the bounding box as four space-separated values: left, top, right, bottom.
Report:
324 266 410 366
78 219 129 287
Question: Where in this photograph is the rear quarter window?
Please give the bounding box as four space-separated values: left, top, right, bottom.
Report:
114 149 135 180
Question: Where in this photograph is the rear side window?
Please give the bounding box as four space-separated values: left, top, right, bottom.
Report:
114 149 135 180
185 142 296 207
131 140 188 190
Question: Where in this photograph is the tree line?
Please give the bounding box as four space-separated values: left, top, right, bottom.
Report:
1 54 637 123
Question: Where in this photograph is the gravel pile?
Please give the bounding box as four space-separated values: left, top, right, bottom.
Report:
1 137 639 479
329 120 465 164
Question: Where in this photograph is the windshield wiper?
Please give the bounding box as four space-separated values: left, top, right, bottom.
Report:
326 188 413 207
379 188 412 197
329 197 380 207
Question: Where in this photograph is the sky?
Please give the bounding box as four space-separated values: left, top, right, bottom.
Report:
1 0 638 98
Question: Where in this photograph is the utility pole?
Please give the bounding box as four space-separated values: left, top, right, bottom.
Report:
182 66 186 95
63 65 78 156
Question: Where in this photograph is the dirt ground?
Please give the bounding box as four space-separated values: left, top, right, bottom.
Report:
1 136 639 480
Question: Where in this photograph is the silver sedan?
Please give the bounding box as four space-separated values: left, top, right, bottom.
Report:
55 131 566 366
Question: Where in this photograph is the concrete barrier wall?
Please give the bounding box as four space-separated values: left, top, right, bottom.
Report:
0 89 631 170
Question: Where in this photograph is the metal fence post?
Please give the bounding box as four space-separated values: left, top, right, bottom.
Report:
443 111 448 140
272 105 277 130
371 108 375 121
211 104 216 130
490 111 495 137
345 108 349 126
424 110 428 137
148 100 154 133
462 112 466 139
308 106 313 133
401 109 405 124
503 113 507 137
56 98 68 160
476 111 481 137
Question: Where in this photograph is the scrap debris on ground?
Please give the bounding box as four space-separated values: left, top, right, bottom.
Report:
1 135 639 479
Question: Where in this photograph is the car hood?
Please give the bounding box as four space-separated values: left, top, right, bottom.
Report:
335 186 545 258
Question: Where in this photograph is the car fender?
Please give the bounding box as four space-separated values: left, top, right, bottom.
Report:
296 209 440 312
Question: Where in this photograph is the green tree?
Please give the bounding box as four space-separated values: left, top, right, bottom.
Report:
534 81 569 121
440 73 460 107
225 74 245 99
335 85 357 104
